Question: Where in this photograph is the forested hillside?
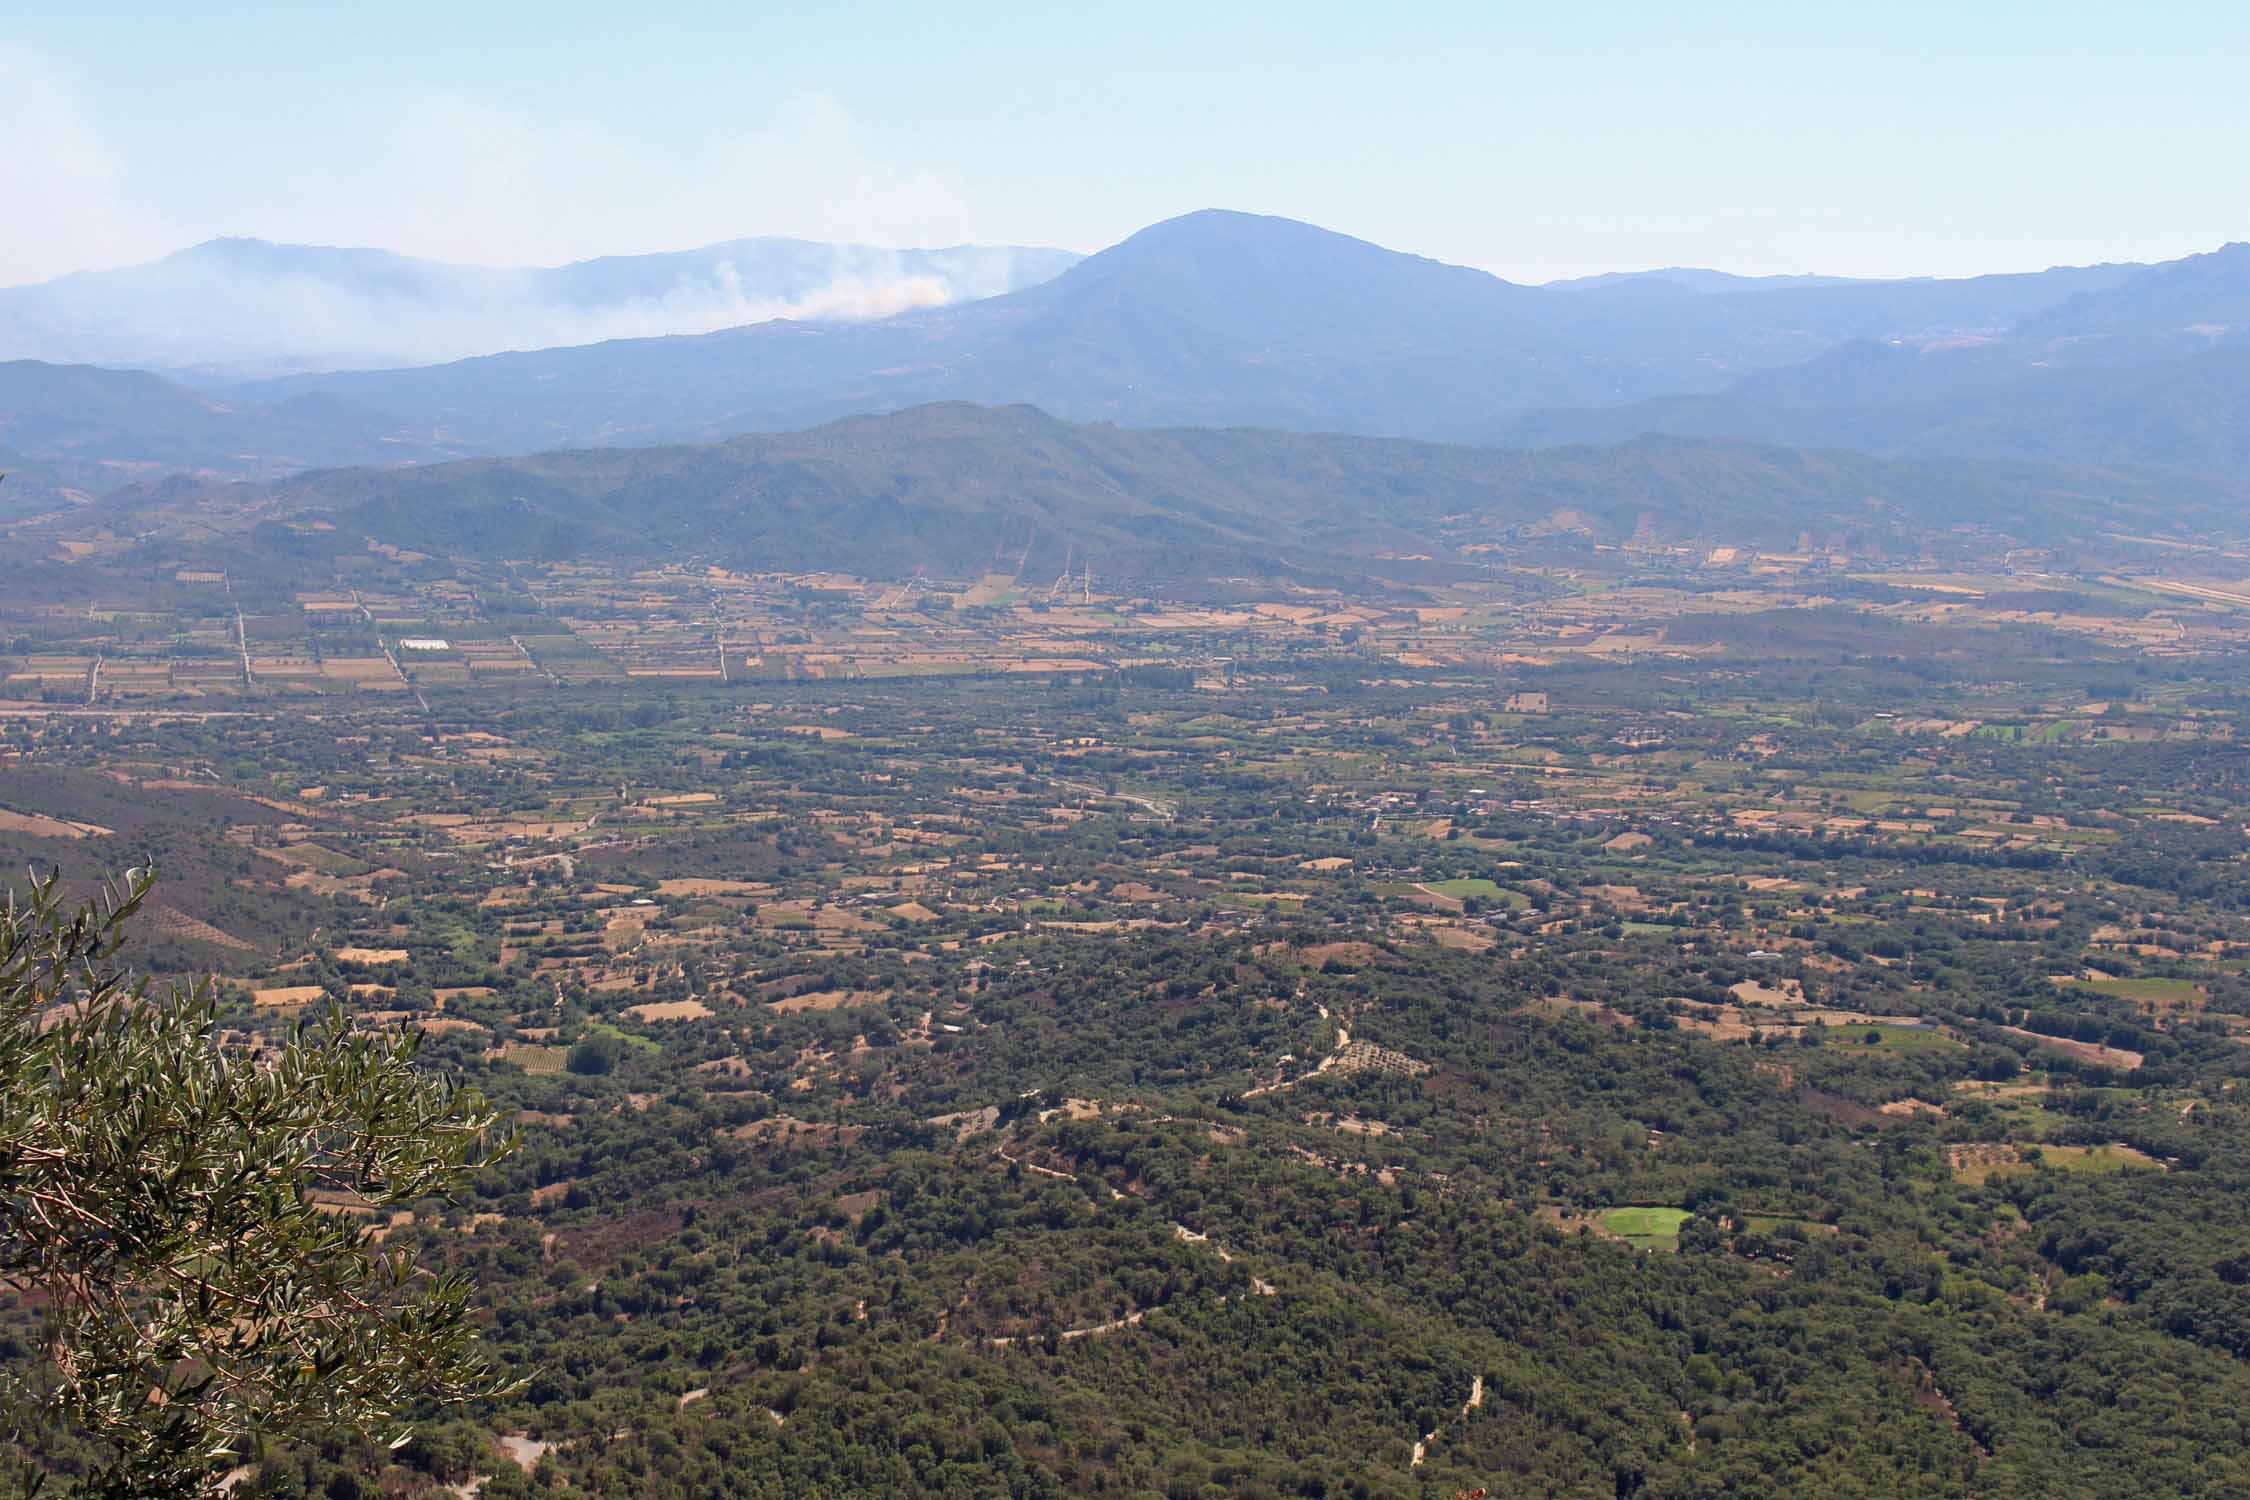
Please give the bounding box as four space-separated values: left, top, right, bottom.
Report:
14 522 2250 1496
51 403 2245 585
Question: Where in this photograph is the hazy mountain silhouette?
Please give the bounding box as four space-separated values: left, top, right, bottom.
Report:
10 212 2247 487
68 403 2241 583
1542 268 1875 293
0 236 1082 377
230 211 2167 454
1501 242 2250 470
0 360 431 491
2014 242 2250 353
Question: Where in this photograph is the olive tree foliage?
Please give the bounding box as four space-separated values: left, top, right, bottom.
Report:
0 870 518 1498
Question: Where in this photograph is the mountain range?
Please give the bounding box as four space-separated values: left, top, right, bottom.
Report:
59 403 2239 586
1503 244 2250 469
0 236 1083 378
3 212 2247 498
0 359 425 495
1540 268 1876 293
1503 344 2250 472
227 212 2171 453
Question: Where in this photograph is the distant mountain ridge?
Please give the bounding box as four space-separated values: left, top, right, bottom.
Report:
62 403 2244 585
1498 240 2250 467
6 210 2250 489
2015 242 2250 348
227 211 2179 457
0 447 80 522
1542 268 1879 293
1501 303 2250 472
0 360 430 494
0 235 1083 377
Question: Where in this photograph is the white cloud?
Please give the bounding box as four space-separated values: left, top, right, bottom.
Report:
0 78 1063 369
278 90 982 266
5 68 995 283
0 45 173 284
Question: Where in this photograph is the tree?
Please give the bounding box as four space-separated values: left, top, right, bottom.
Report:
566 1033 619 1076
0 869 518 1498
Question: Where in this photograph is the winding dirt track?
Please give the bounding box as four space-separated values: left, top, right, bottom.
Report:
1243 1014 1350 1098
978 1157 1276 1345
1410 1374 1485 1468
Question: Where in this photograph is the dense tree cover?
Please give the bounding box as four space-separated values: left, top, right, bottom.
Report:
171 916 2250 1499
0 872 517 1498
11 633 2250 1497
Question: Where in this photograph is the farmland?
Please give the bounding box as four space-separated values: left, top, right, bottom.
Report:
1599 1206 1694 1250
8 497 2250 1498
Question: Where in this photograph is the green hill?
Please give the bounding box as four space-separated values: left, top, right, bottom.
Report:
90 403 2242 582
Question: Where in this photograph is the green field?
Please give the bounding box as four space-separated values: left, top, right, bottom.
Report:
2061 976 2203 1007
1831 1023 1965 1053
1954 1142 2161 1185
2034 1143 2161 1174
1601 1206 1693 1250
1971 1095 2066 1141
588 1021 662 1053
1419 877 1505 900
1218 890 1307 909
278 842 370 875
1825 788 1904 814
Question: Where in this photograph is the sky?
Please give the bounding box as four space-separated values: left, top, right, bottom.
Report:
7 0 2249 288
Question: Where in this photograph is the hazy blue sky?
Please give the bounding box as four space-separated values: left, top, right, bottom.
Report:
7 1 2247 286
